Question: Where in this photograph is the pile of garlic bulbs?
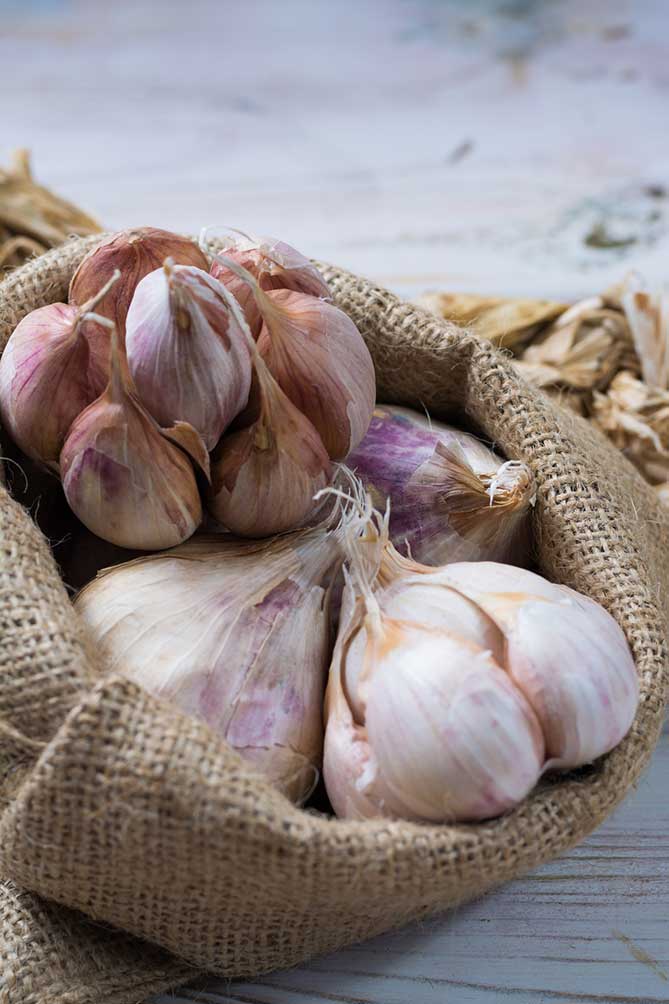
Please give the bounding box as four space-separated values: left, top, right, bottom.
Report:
0 224 639 824
0 227 376 548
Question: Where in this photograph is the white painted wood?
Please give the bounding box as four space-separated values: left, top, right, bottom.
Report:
2 0 667 1000
3 0 669 300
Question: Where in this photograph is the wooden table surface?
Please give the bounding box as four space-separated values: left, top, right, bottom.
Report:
2 1 668 1001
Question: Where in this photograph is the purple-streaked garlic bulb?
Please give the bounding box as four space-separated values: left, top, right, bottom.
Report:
347 405 536 566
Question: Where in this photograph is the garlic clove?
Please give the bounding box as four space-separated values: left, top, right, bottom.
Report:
343 576 505 724
60 324 202 550
438 562 639 767
0 272 121 466
0 302 96 467
221 582 329 803
256 289 376 459
322 663 398 820
69 227 208 383
125 262 252 450
208 251 375 459
499 589 639 768
209 246 265 336
329 614 545 822
208 231 330 337
207 356 331 537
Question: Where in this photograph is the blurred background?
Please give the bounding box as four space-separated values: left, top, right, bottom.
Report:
2 0 668 300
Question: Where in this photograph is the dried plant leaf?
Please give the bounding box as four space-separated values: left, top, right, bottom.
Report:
592 371 669 484
515 299 630 391
0 149 101 271
413 291 565 350
614 272 669 390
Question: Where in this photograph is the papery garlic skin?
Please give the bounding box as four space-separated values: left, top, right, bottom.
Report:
208 357 331 537
125 263 252 449
0 303 97 465
209 233 330 336
324 605 544 822
69 227 208 381
75 525 343 803
61 329 202 550
347 406 535 566
256 289 376 459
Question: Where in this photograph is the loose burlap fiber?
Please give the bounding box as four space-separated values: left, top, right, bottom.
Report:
0 236 667 1003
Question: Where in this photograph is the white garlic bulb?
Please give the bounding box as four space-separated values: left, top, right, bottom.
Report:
76 512 353 804
323 498 639 823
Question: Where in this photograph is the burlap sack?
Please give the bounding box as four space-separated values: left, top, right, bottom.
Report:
0 236 667 1003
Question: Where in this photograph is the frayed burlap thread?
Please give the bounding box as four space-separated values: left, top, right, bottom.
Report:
0 237 667 1001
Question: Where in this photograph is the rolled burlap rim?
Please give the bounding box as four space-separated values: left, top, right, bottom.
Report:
0 236 667 1004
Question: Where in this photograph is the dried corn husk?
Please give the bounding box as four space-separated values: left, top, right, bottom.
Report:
591 371 669 484
0 150 101 271
515 298 630 391
414 291 565 350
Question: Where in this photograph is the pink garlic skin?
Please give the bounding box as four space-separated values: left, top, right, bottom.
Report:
125 265 252 450
69 227 209 386
210 236 331 337
60 341 202 551
256 289 376 459
0 302 100 466
207 356 332 538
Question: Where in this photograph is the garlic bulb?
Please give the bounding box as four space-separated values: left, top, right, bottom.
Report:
0 272 120 466
347 405 536 565
323 498 639 823
75 513 351 803
69 227 208 380
125 261 252 449
208 352 331 537
60 324 202 550
210 253 376 460
207 230 331 336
